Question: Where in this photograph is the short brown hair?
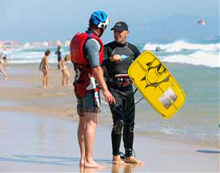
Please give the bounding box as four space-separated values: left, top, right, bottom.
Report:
45 50 51 56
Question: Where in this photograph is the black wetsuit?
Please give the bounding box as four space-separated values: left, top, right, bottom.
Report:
104 41 140 157
55 49 62 68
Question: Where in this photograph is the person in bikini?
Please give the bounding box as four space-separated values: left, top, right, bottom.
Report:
39 50 50 88
59 56 70 86
1 47 8 70
0 52 7 80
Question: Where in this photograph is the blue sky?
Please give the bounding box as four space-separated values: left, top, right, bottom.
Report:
0 0 219 43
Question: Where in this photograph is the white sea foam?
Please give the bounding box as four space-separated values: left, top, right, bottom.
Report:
159 51 220 68
143 40 220 68
143 40 220 53
6 40 220 68
7 47 69 64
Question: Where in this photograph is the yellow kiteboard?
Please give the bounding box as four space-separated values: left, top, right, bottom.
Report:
128 51 186 119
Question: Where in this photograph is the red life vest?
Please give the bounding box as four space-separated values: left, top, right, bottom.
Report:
70 32 104 98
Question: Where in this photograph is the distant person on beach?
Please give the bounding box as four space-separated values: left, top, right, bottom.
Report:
103 21 144 165
0 48 8 70
70 11 115 168
59 56 70 86
0 52 7 80
55 45 62 69
39 50 51 88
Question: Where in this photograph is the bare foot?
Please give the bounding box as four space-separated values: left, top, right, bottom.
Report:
84 160 104 168
113 155 125 165
79 158 84 167
124 156 144 165
84 167 104 173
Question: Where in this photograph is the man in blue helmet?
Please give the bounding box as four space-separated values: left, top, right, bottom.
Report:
70 11 115 168
103 21 144 165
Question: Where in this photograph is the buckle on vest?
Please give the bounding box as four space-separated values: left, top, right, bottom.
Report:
110 74 132 87
115 74 129 78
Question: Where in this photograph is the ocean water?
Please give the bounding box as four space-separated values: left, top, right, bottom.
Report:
4 39 220 148
133 64 219 148
6 39 220 68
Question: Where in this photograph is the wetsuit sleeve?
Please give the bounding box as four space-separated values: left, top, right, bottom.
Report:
103 44 111 79
128 43 141 59
85 38 101 68
103 44 110 66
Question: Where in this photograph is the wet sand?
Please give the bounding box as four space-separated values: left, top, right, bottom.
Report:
0 64 219 172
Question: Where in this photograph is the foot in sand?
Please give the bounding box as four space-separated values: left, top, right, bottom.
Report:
79 158 85 167
124 156 144 165
81 166 105 173
113 155 125 165
84 160 104 168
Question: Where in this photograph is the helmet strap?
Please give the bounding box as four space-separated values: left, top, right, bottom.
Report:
99 28 104 37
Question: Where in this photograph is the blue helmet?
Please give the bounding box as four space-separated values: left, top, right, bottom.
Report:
89 11 109 30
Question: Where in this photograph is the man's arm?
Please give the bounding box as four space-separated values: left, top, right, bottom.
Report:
92 67 115 104
85 38 115 104
39 58 43 70
103 44 112 65
45 57 50 70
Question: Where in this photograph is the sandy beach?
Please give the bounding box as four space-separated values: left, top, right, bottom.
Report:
0 64 219 172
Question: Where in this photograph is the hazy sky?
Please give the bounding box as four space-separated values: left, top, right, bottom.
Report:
0 0 219 43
